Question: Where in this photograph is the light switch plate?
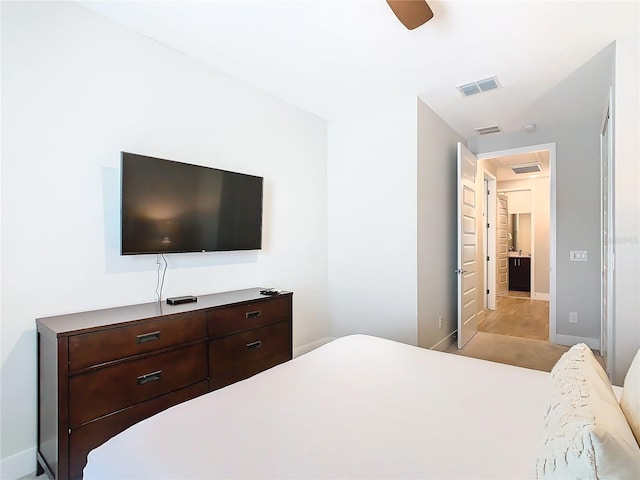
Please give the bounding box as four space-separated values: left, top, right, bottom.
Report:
570 250 588 261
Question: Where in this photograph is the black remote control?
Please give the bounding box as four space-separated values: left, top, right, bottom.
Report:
260 289 279 296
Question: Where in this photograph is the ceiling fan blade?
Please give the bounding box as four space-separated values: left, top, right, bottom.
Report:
386 0 434 30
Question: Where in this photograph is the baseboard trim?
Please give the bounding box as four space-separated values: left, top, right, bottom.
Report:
552 334 600 350
532 292 550 301
1 447 36 480
430 331 457 352
293 336 335 357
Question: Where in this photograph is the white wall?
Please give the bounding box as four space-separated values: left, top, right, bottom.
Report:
505 190 532 214
327 96 418 345
612 33 640 386
0 2 329 476
417 100 463 350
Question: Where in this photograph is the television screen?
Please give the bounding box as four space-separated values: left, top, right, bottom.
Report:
121 152 263 255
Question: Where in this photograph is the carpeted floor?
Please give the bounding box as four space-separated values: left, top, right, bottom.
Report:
446 330 603 372
445 331 568 371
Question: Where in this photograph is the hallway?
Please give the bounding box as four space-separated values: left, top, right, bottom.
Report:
478 295 549 341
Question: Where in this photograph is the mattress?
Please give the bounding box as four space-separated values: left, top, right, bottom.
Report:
84 334 552 479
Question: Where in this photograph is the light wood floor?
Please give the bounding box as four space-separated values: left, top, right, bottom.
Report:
478 294 549 341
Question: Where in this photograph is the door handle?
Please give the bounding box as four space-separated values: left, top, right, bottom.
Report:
454 269 466 274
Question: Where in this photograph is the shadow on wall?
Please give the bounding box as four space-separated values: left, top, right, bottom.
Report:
101 166 258 274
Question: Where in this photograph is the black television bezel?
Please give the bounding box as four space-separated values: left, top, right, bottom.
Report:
120 152 264 255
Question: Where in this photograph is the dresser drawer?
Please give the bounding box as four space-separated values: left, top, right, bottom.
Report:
68 311 207 372
209 321 290 377
208 296 290 338
69 380 208 479
69 342 207 428
210 351 290 391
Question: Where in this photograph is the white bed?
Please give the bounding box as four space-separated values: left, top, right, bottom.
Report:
84 334 639 479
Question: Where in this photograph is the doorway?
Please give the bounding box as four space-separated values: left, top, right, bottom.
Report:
501 188 533 298
476 143 555 343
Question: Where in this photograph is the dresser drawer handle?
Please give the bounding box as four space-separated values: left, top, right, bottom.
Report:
246 310 262 319
137 370 162 385
137 331 161 344
246 340 262 350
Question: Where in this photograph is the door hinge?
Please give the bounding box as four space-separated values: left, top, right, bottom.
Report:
487 289 490 295
487 222 490 229
487 256 490 261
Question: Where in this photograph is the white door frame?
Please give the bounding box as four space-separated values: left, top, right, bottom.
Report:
601 88 614 378
476 143 557 344
484 172 497 310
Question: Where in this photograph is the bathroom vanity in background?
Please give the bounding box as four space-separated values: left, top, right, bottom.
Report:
508 255 531 292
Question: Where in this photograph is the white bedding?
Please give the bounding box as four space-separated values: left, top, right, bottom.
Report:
85 334 552 479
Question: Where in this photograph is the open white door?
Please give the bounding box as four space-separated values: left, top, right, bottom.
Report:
457 142 479 348
497 193 509 296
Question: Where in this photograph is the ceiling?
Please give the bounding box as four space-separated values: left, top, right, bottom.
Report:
481 151 550 181
77 1 639 138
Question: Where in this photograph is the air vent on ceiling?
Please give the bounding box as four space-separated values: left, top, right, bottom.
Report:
511 163 541 174
474 125 502 135
457 75 500 97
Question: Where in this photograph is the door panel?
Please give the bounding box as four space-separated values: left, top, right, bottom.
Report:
457 143 478 348
497 193 509 295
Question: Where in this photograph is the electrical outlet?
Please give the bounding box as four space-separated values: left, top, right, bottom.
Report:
438 316 443 329
570 250 588 261
569 312 578 323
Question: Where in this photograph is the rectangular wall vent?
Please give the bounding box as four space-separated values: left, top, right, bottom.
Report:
511 163 541 174
474 125 502 135
457 75 500 97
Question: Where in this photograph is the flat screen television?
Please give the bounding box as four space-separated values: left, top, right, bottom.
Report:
121 152 263 255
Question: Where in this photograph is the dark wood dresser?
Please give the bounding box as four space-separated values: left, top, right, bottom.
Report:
36 288 292 480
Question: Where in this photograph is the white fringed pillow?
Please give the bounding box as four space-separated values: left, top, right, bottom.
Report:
536 344 640 479
620 349 640 446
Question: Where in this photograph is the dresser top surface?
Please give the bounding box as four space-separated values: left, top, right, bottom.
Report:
36 288 292 336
